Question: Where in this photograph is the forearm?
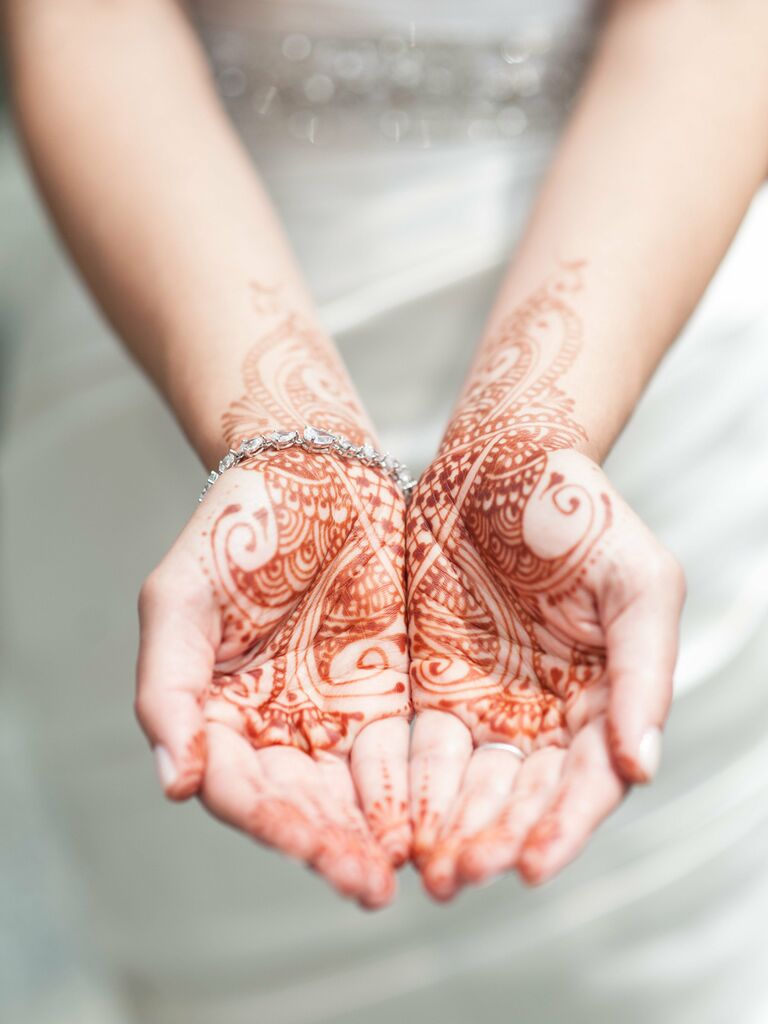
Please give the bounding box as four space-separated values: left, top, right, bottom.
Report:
2 0 370 465
450 0 768 462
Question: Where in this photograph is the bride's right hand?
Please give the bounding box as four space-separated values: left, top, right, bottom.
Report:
134 451 411 909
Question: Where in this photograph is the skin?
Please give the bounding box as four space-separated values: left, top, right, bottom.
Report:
407 267 685 899
3 0 416 906
4 0 768 904
134 292 413 907
400 0 768 898
139 455 410 908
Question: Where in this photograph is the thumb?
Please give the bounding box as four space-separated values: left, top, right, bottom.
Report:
601 544 686 785
135 568 216 800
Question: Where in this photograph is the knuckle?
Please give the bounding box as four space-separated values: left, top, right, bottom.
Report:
138 568 170 616
667 553 687 595
649 547 686 594
133 689 153 730
604 540 686 615
628 541 685 596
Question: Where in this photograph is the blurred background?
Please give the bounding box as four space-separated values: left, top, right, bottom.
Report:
0 83 126 1024
3 5 768 1022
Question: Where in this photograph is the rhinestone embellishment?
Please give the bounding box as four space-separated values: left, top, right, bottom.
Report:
303 425 335 449
198 425 417 503
267 429 299 448
218 451 237 474
240 436 265 455
200 17 595 149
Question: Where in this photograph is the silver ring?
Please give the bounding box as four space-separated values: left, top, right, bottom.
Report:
476 741 526 761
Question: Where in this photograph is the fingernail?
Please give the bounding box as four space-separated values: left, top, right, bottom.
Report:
638 727 662 781
153 745 178 792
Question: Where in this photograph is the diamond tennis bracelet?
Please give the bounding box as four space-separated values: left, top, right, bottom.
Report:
198 425 418 503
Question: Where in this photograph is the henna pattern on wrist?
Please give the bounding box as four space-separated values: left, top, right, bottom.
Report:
222 282 371 447
198 287 409 760
408 263 613 752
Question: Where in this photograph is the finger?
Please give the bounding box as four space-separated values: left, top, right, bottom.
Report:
256 746 381 902
422 746 523 901
457 746 565 887
313 754 396 909
351 717 412 868
257 745 374 900
602 550 686 784
201 727 319 861
204 731 395 907
517 718 626 885
409 710 473 868
135 570 217 800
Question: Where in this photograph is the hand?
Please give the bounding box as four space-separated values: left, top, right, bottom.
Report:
407 443 685 899
135 450 411 908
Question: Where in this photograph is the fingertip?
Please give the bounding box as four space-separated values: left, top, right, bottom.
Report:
251 798 319 862
310 819 371 900
422 871 458 903
456 842 487 883
637 726 663 782
515 814 562 885
153 729 207 801
457 838 502 886
335 855 367 897
410 839 434 871
515 854 551 887
421 848 461 902
360 859 397 910
516 826 564 885
154 744 178 792
608 719 662 785
379 823 412 868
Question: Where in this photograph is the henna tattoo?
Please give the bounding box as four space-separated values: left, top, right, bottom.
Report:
200 288 409 757
165 729 208 800
408 264 613 754
360 755 411 865
222 282 371 447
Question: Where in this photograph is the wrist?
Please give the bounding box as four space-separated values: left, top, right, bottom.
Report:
438 400 592 460
428 403 609 504
160 308 374 468
442 262 649 472
198 425 416 505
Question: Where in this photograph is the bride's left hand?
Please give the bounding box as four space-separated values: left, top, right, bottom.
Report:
134 452 411 908
406 443 685 900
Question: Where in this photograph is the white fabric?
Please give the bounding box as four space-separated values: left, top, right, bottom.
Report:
2 1 768 1021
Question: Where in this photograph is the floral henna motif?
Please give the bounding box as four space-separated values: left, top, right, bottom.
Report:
408 264 613 753
200 453 409 756
200 292 409 757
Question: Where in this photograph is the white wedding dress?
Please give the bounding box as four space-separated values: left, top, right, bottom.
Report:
3 1 768 1022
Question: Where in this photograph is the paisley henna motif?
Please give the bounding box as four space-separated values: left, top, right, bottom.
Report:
408 264 612 753
222 283 370 447
200 299 409 756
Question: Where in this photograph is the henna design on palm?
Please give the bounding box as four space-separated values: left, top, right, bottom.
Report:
407 265 685 897
203 452 409 756
411 264 609 749
136 297 411 907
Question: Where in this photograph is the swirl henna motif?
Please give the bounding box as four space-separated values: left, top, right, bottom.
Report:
222 284 370 447
136 288 415 897
201 300 410 758
201 454 409 755
408 264 613 753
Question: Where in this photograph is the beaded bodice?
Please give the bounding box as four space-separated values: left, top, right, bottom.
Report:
191 0 598 148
